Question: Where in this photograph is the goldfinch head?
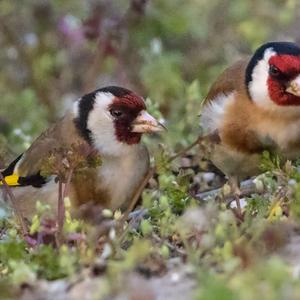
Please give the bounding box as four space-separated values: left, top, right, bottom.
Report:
246 41 300 112
73 86 164 155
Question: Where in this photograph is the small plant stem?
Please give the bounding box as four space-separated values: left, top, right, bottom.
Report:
196 178 261 201
123 167 156 220
168 136 201 163
0 173 28 236
228 176 243 217
56 168 74 246
57 179 64 246
116 167 156 244
63 168 74 199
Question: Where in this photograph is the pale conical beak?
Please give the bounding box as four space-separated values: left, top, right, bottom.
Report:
286 75 300 97
131 110 166 133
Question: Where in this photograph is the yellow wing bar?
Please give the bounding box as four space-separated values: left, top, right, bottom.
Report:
0 174 20 186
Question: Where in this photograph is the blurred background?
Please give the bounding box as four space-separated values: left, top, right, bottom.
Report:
0 0 299 162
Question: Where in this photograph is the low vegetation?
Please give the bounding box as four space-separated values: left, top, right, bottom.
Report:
1 1 300 299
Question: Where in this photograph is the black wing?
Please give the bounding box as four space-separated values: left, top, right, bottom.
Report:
1 154 47 188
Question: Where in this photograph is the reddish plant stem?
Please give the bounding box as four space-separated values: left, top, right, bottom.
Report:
0 173 28 236
63 168 74 199
57 179 64 246
57 168 74 246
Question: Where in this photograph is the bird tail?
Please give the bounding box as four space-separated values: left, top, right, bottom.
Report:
0 154 47 188
0 154 23 187
0 174 20 186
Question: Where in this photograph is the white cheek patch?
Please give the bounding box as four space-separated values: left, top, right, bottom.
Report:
87 92 133 156
248 48 276 109
249 48 300 115
200 92 235 134
72 99 80 117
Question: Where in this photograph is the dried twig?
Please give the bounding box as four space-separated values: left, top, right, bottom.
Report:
123 167 156 222
168 137 201 163
116 168 155 244
195 178 263 203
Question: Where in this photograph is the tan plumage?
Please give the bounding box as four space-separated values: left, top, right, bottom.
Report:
9 113 149 218
1 86 164 219
17 113 85 176
200 42 300 182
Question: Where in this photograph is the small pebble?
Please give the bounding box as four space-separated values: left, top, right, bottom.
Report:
288 179 297 186
230 198 247 209
202 172 215 183
170 272 180 283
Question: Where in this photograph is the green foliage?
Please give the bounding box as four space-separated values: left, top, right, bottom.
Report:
0 88 48 152
141 51 184 101
195 274 237 300
260 151 282 173
0 237 80 282
245 195 270 218
1 1 300 299
194 256 299 300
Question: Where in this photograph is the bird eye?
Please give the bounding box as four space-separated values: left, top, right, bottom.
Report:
269 65 281 77
110 109 123 118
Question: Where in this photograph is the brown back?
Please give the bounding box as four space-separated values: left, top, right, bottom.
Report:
203 58 249 106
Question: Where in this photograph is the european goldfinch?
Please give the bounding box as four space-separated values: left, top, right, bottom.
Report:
200 41 300 189
1 86 164 218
